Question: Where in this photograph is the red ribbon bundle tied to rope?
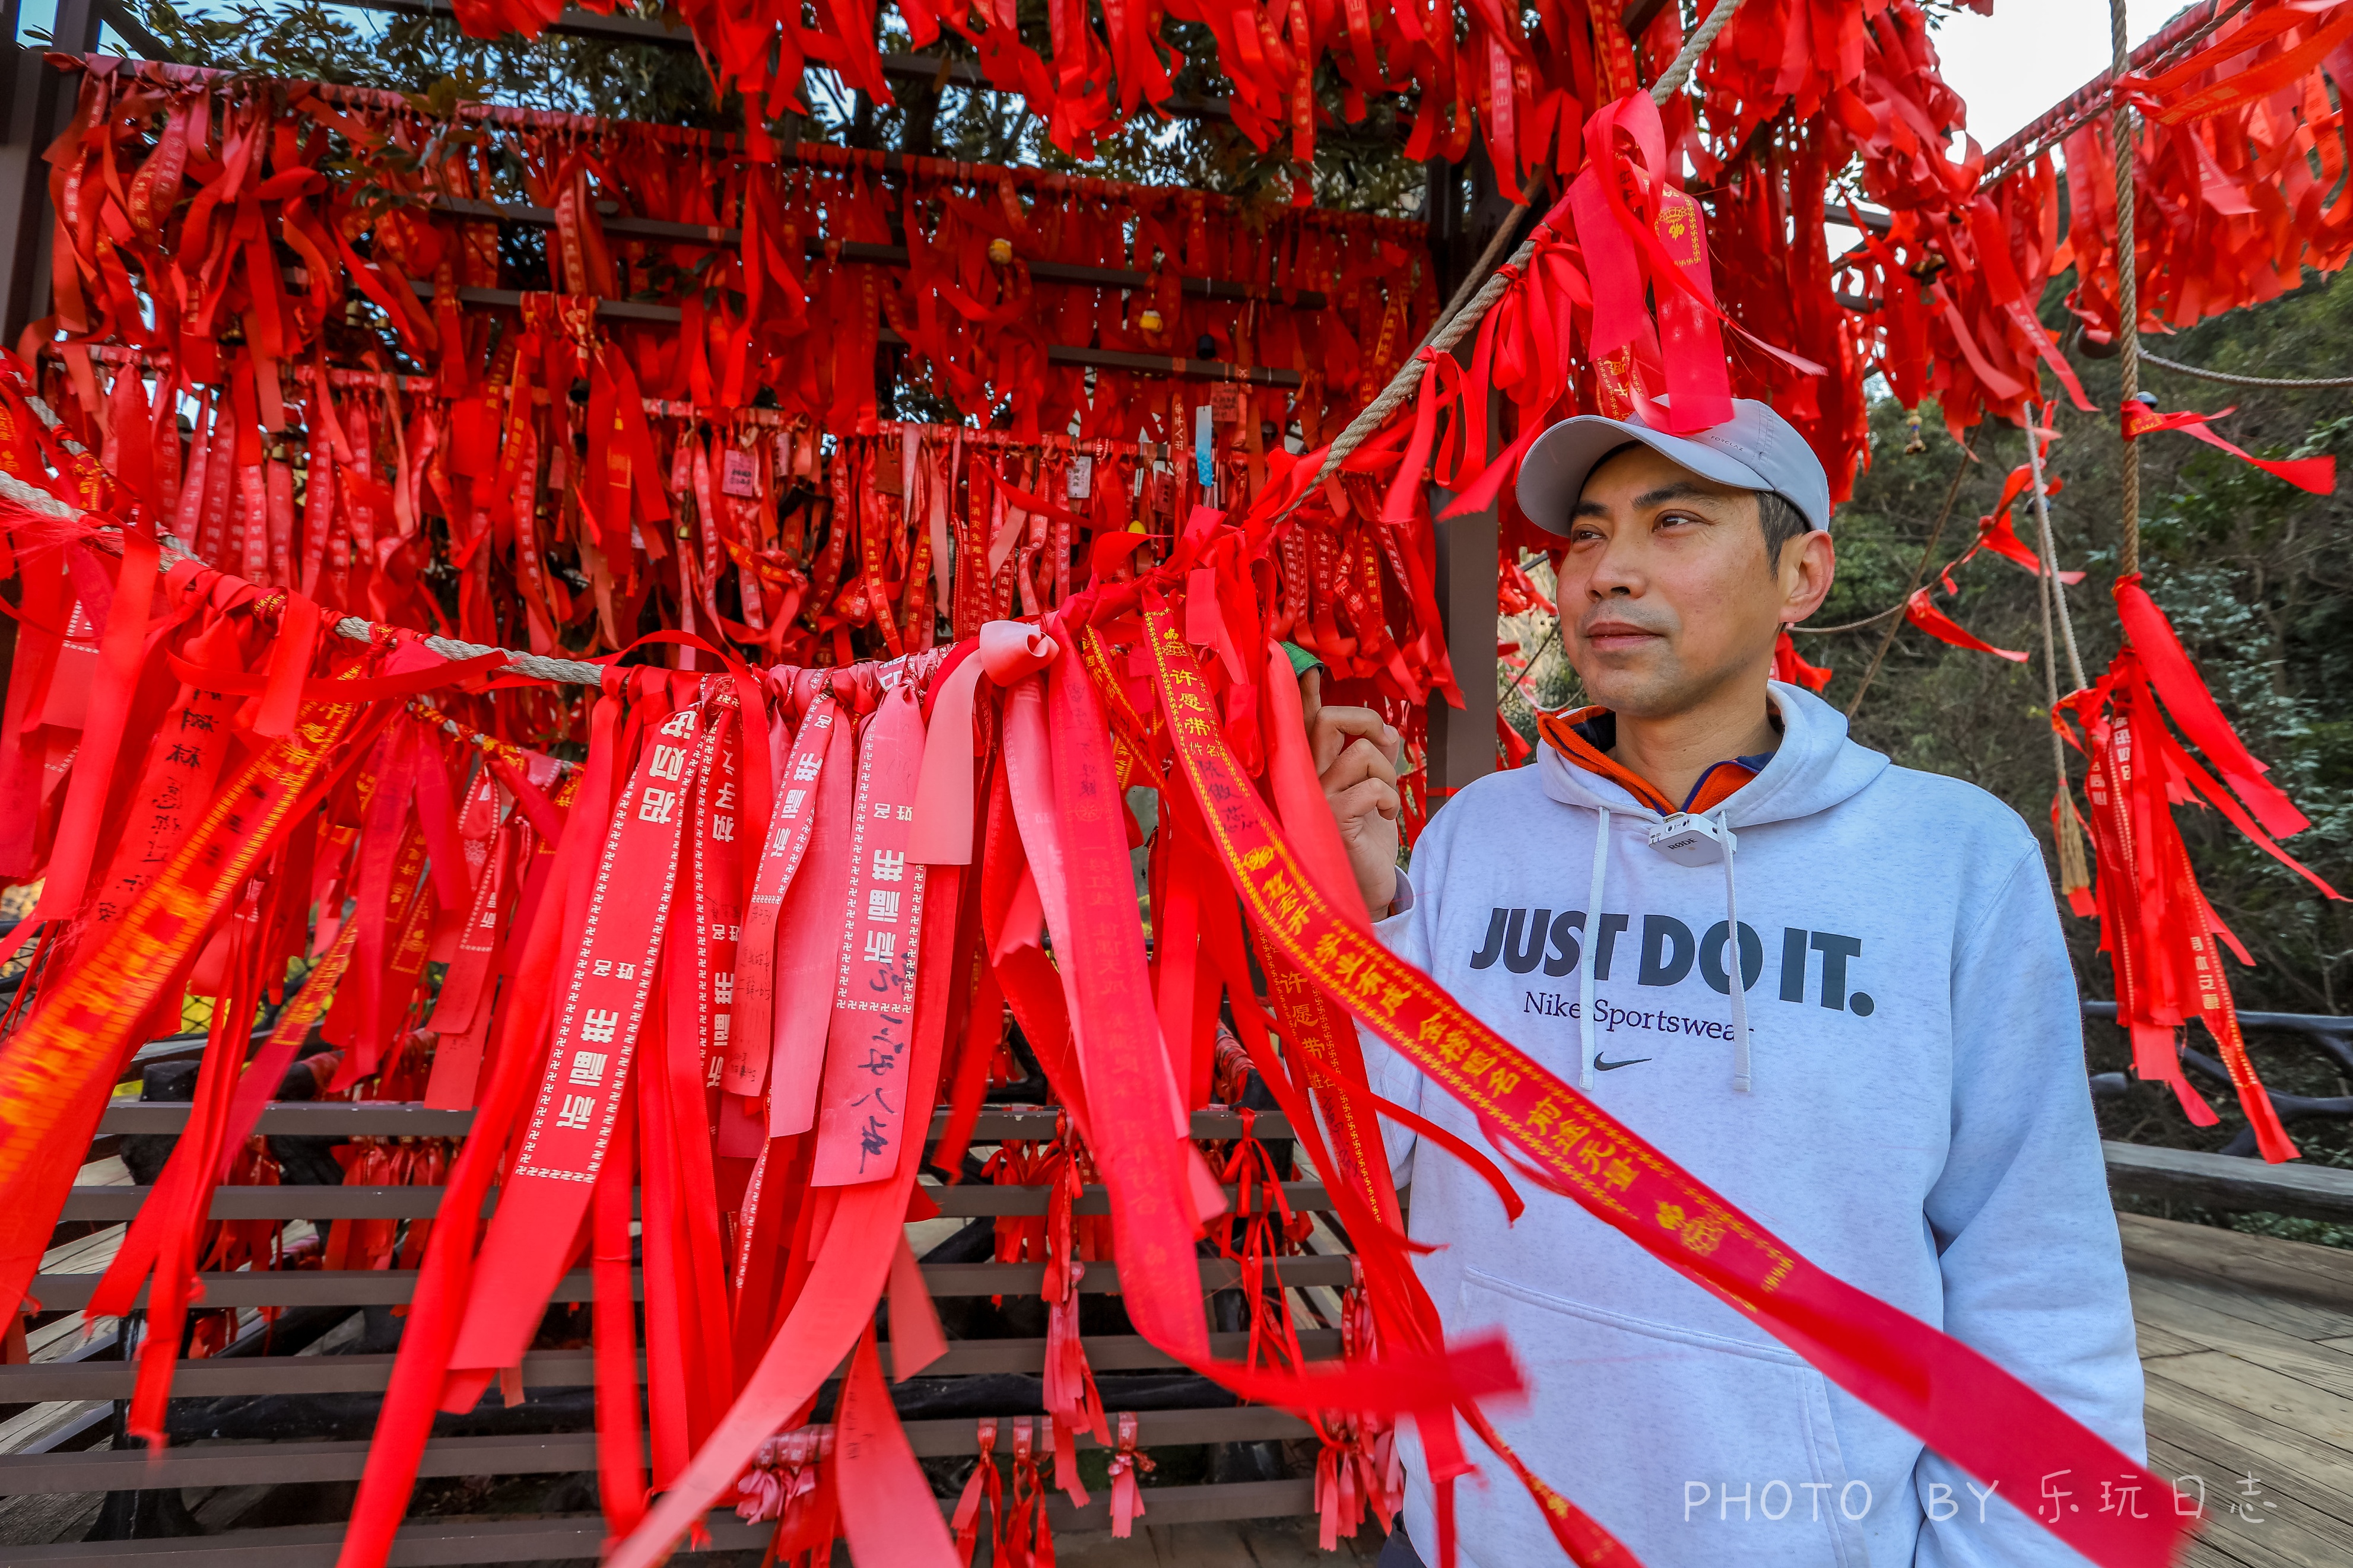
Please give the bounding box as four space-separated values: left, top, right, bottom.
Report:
2123 395 2339 495
2057 578 2344 1165
0 416 2204 1568
383 0 2353 494
19 62 1469 785
26 0 2353 534
26 0 2353 784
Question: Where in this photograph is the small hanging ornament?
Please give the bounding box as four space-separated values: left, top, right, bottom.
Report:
987 237 1014 265
1138 308 1164 333
1107 1412 1155 1537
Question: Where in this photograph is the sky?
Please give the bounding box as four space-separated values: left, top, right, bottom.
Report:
1812 1 2184 257
1929 0 2182 151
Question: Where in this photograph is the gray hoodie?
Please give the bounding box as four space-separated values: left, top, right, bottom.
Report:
1365 681 2144 1568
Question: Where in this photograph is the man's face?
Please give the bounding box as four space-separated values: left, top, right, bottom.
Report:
1557 444 1836 718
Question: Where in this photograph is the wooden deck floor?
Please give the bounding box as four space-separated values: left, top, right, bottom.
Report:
2123 1213 2353 1568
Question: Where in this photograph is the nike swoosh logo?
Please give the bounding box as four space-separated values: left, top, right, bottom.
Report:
1593 1055 1651 1072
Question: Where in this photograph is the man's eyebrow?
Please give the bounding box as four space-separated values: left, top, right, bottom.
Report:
1572 480 1726 520
1633 481 1720 509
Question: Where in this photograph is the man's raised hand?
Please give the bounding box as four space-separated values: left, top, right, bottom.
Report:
1301 673 1403 917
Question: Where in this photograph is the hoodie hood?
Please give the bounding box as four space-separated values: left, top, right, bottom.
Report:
1536 679 1890 831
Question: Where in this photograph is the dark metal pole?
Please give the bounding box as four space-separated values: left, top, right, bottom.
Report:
1430 447 1501 797
2 0 99 348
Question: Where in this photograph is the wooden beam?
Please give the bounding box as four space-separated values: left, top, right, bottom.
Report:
29 1254 1353 1310
2104 1140 2353 1224
3 1486 1319 1563
311 7 1247 123
382 276 1302 384
1980 0 2238 184
97 1099 475 1137
351 0 697 47
55 1179 1333 1222
0 1330 1345 1402
1428 462 1501 798
95 1099 1290 1141
1420 151 1507 800
879 50 1233 122
90 0 170 61
0 1413 1315 1494
428 196 1325 305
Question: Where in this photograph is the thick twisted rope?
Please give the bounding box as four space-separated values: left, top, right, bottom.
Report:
1285 0 1749 519
333 625 609 685
2113 0 2145 577
2027 415 2094 890
2026 418 2088 692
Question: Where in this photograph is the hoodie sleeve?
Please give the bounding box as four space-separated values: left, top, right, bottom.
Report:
1914 846 2146 1568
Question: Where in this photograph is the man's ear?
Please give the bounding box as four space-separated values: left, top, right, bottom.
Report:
1779 530 1837 625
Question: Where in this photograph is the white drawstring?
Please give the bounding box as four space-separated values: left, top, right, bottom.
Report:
1632 805 1753 1093
1579 806 1610 1090
1720 819 1751 1093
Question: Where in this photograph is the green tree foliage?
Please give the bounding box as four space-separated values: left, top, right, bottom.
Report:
121 0 735 128
109 0 1426 213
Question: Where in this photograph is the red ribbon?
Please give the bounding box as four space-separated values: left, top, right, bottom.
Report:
2122 398 2338 495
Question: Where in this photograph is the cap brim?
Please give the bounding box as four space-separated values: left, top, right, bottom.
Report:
1514 415 1777 537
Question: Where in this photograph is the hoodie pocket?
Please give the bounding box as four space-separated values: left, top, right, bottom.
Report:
1459 1267 1873 1568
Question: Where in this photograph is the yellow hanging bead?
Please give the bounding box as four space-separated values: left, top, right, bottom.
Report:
1139 308 1164 333
987 237 1014 265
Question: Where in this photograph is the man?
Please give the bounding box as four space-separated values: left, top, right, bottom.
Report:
1310 401 2143 1567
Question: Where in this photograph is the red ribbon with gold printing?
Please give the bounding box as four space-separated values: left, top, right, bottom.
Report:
0 673 366 1327
1139 602 2195 1568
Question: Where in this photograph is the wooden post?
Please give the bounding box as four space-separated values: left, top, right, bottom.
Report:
1429 460 1500 796
1420 150 1513 799
2 0 99 348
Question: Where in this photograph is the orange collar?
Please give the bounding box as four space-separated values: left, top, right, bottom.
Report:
1533 706 1768 815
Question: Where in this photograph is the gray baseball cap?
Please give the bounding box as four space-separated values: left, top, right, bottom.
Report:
1514 399 1832 536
